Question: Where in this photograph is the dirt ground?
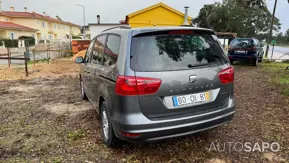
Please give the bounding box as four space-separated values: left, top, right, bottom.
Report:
0 58 288 163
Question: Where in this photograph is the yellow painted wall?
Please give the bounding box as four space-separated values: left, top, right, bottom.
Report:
5 29 35 39
128 6 191 28
10 18 80 40
70 26 81 36
0 16 10 22
0 30 6 37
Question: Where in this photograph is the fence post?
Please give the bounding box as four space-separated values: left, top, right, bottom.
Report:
7 48 11 67
33 50 35 66
24 52 28 77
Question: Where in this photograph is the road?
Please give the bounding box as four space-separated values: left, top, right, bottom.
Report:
266 46 289 60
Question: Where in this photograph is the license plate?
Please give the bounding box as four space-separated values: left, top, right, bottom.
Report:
172 92 209 107
235 50 246 54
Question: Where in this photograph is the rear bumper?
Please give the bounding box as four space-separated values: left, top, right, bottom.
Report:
229 54 257 61
112 101 236 143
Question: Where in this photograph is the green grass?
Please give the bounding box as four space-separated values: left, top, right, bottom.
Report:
27 58 50 65
261 62 289 96
67 130 85 141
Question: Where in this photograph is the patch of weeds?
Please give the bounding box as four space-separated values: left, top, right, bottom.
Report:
261 62 289 96
279 77 289 84
282 59 289 64
67 130 85 141
52 158 62 163
27 58 49 65
280 88 289 96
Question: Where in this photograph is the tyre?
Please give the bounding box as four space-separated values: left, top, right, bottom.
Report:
252 58 258 66
100 101 120 148
80 79 88 100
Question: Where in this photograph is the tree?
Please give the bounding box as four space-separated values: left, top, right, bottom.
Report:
192 4 216 28
193 0 281 37
285 29 289 42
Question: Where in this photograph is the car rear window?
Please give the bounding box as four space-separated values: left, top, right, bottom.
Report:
130 30 228 72
230 39 254 48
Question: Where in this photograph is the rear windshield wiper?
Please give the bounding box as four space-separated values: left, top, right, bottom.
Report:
188 63 209 68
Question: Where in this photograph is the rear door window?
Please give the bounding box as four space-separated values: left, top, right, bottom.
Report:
230 39 254 48
103 34 121 66
131 31 227 72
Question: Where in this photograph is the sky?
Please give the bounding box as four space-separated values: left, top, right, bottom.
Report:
2 0 289 32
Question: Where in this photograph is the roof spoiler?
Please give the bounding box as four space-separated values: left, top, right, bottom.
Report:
102 25 131 33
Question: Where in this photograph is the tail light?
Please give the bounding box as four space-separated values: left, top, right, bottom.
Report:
120 132 141 138
218 66 234 84
115 76 162 96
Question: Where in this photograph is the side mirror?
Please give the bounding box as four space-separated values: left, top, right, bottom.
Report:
75 56 84 64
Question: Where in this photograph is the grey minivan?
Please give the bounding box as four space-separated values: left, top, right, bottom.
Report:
75 26 236 147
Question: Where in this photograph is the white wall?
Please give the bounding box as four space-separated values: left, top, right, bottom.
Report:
89 24 120 39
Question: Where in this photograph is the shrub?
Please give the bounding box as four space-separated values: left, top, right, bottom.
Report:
72 35 82 39
18 36 35 46
0 39 18 48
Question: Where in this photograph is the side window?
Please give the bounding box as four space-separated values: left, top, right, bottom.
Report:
253 39 258 47
103 34 121 66
84 39 96 63
256 39 260 47
91 35 107 65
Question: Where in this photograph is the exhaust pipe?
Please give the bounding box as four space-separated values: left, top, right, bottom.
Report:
97 15 100 24
183 6 189 25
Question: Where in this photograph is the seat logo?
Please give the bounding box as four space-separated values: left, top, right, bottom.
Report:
189 75 197 83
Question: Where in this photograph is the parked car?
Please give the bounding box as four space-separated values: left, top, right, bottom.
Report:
75 26 236 147
227 38 264 66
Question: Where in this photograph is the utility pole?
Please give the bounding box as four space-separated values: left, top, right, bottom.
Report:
76 4 86 39
265 0 278 58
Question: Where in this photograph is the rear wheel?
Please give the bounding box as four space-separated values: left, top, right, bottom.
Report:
100 101 119 148
252 58 258 66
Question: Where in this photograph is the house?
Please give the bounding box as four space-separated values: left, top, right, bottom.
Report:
88 15 122 39
125 2 192 28
0 1 81 43
0 21 38 39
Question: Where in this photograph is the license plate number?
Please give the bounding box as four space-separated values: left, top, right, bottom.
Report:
173 92 209 107
235 50 246 54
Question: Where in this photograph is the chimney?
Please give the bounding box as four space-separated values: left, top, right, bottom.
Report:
10 6 15 12
97 15 100 24
56 15 62 21
24 7 27 12
43 12 48 16
0 1 2 12
182 6 189 25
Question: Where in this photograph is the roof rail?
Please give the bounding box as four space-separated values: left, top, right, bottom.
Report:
102 25 131 33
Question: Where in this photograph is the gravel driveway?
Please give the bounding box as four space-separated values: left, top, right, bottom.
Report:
0 60 288 162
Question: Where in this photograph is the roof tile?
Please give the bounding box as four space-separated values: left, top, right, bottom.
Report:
0 11 80 27
0 21 38 31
